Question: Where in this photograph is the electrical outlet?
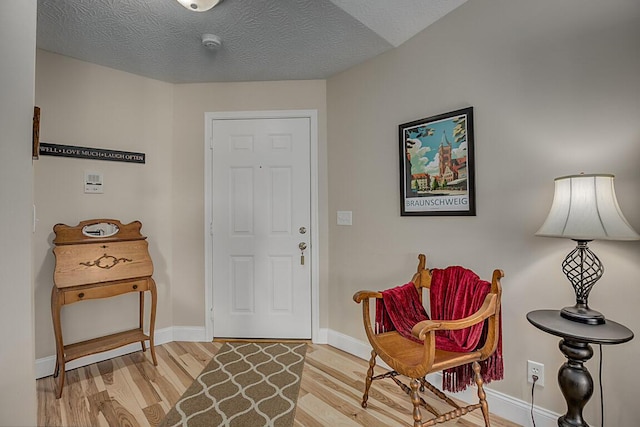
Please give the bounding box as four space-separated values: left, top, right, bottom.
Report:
527 360 544 386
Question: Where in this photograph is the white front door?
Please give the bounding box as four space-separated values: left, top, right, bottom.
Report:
210 116 312 339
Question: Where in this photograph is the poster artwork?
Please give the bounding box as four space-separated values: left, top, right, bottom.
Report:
399 107 475 216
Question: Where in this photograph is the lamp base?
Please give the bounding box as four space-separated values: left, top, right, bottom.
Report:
560 304 605 325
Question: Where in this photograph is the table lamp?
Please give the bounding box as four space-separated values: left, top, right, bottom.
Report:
536 173 639 324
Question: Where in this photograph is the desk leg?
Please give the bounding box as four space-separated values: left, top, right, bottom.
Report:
139 290 146 353
149 278 158 365
50 286 66 399
557 339 594 427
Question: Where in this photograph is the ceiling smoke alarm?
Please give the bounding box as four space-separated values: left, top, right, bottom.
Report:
201 34 222 50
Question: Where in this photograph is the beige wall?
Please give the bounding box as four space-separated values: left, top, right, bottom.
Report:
326 0 640 424
32 52 328 360
171 81 328 327
27 0 640 423
0 1 37 425
34 51 175 358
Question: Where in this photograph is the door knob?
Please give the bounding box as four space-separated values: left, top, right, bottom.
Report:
298 242 307 265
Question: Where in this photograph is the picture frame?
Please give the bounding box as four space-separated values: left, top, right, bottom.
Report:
399 107 475 216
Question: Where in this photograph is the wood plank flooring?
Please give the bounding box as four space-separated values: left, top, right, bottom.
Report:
37 342 521 426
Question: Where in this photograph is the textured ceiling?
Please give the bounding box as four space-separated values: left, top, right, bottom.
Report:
36 0 466 84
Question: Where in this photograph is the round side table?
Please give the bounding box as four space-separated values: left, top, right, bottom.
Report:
526 309 633 427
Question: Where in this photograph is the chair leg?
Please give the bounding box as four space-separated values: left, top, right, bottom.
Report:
362 350 377 408
410 378 423 427
473 361 491 427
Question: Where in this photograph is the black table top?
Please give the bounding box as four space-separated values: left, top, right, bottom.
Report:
527 309 634 344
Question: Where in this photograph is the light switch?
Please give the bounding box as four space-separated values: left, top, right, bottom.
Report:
337 211 352 226
84 171 104 194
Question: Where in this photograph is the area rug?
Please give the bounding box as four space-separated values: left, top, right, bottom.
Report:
159 342 307 427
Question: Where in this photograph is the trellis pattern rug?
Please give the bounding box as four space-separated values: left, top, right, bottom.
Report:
159 342 307 427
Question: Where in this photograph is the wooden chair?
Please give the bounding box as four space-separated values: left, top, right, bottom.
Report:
353 254 503 427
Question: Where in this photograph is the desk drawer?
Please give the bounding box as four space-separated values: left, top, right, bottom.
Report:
54 240 153 288
63 279 150 304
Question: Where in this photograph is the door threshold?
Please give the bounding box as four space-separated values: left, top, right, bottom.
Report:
213 337 312 344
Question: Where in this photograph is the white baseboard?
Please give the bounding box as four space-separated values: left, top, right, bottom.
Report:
314 327 329 344
326 329 559 427
171 325 208 342
35 326 205 379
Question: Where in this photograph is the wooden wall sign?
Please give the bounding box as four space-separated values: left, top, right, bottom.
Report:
39 142 145 164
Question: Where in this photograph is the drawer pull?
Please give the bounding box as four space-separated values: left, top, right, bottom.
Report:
78 292 85 298
133 284 138 290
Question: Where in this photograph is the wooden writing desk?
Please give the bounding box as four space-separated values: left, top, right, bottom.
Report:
51 219 157 399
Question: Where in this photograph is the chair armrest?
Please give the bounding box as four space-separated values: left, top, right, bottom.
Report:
411 294 497 340
411 320 442 340
353 290 383 303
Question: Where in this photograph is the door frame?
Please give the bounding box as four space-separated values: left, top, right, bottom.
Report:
204 109 319 342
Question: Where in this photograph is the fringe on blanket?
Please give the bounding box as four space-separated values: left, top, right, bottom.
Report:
442 352 504 392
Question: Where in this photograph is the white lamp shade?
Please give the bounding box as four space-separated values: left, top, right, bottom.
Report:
536 174 639 241
176 0 222 12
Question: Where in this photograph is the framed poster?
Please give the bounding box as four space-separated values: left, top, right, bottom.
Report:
399 107 475 216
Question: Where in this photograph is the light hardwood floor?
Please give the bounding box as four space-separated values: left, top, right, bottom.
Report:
37 342 521 426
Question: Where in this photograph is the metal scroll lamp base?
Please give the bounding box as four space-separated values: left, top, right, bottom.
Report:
560 239 605 325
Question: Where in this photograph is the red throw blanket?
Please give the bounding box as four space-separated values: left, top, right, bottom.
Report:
375 282 428 336
375 266 503 392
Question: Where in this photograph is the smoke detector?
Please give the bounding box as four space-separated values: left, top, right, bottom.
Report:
201 34 222 50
